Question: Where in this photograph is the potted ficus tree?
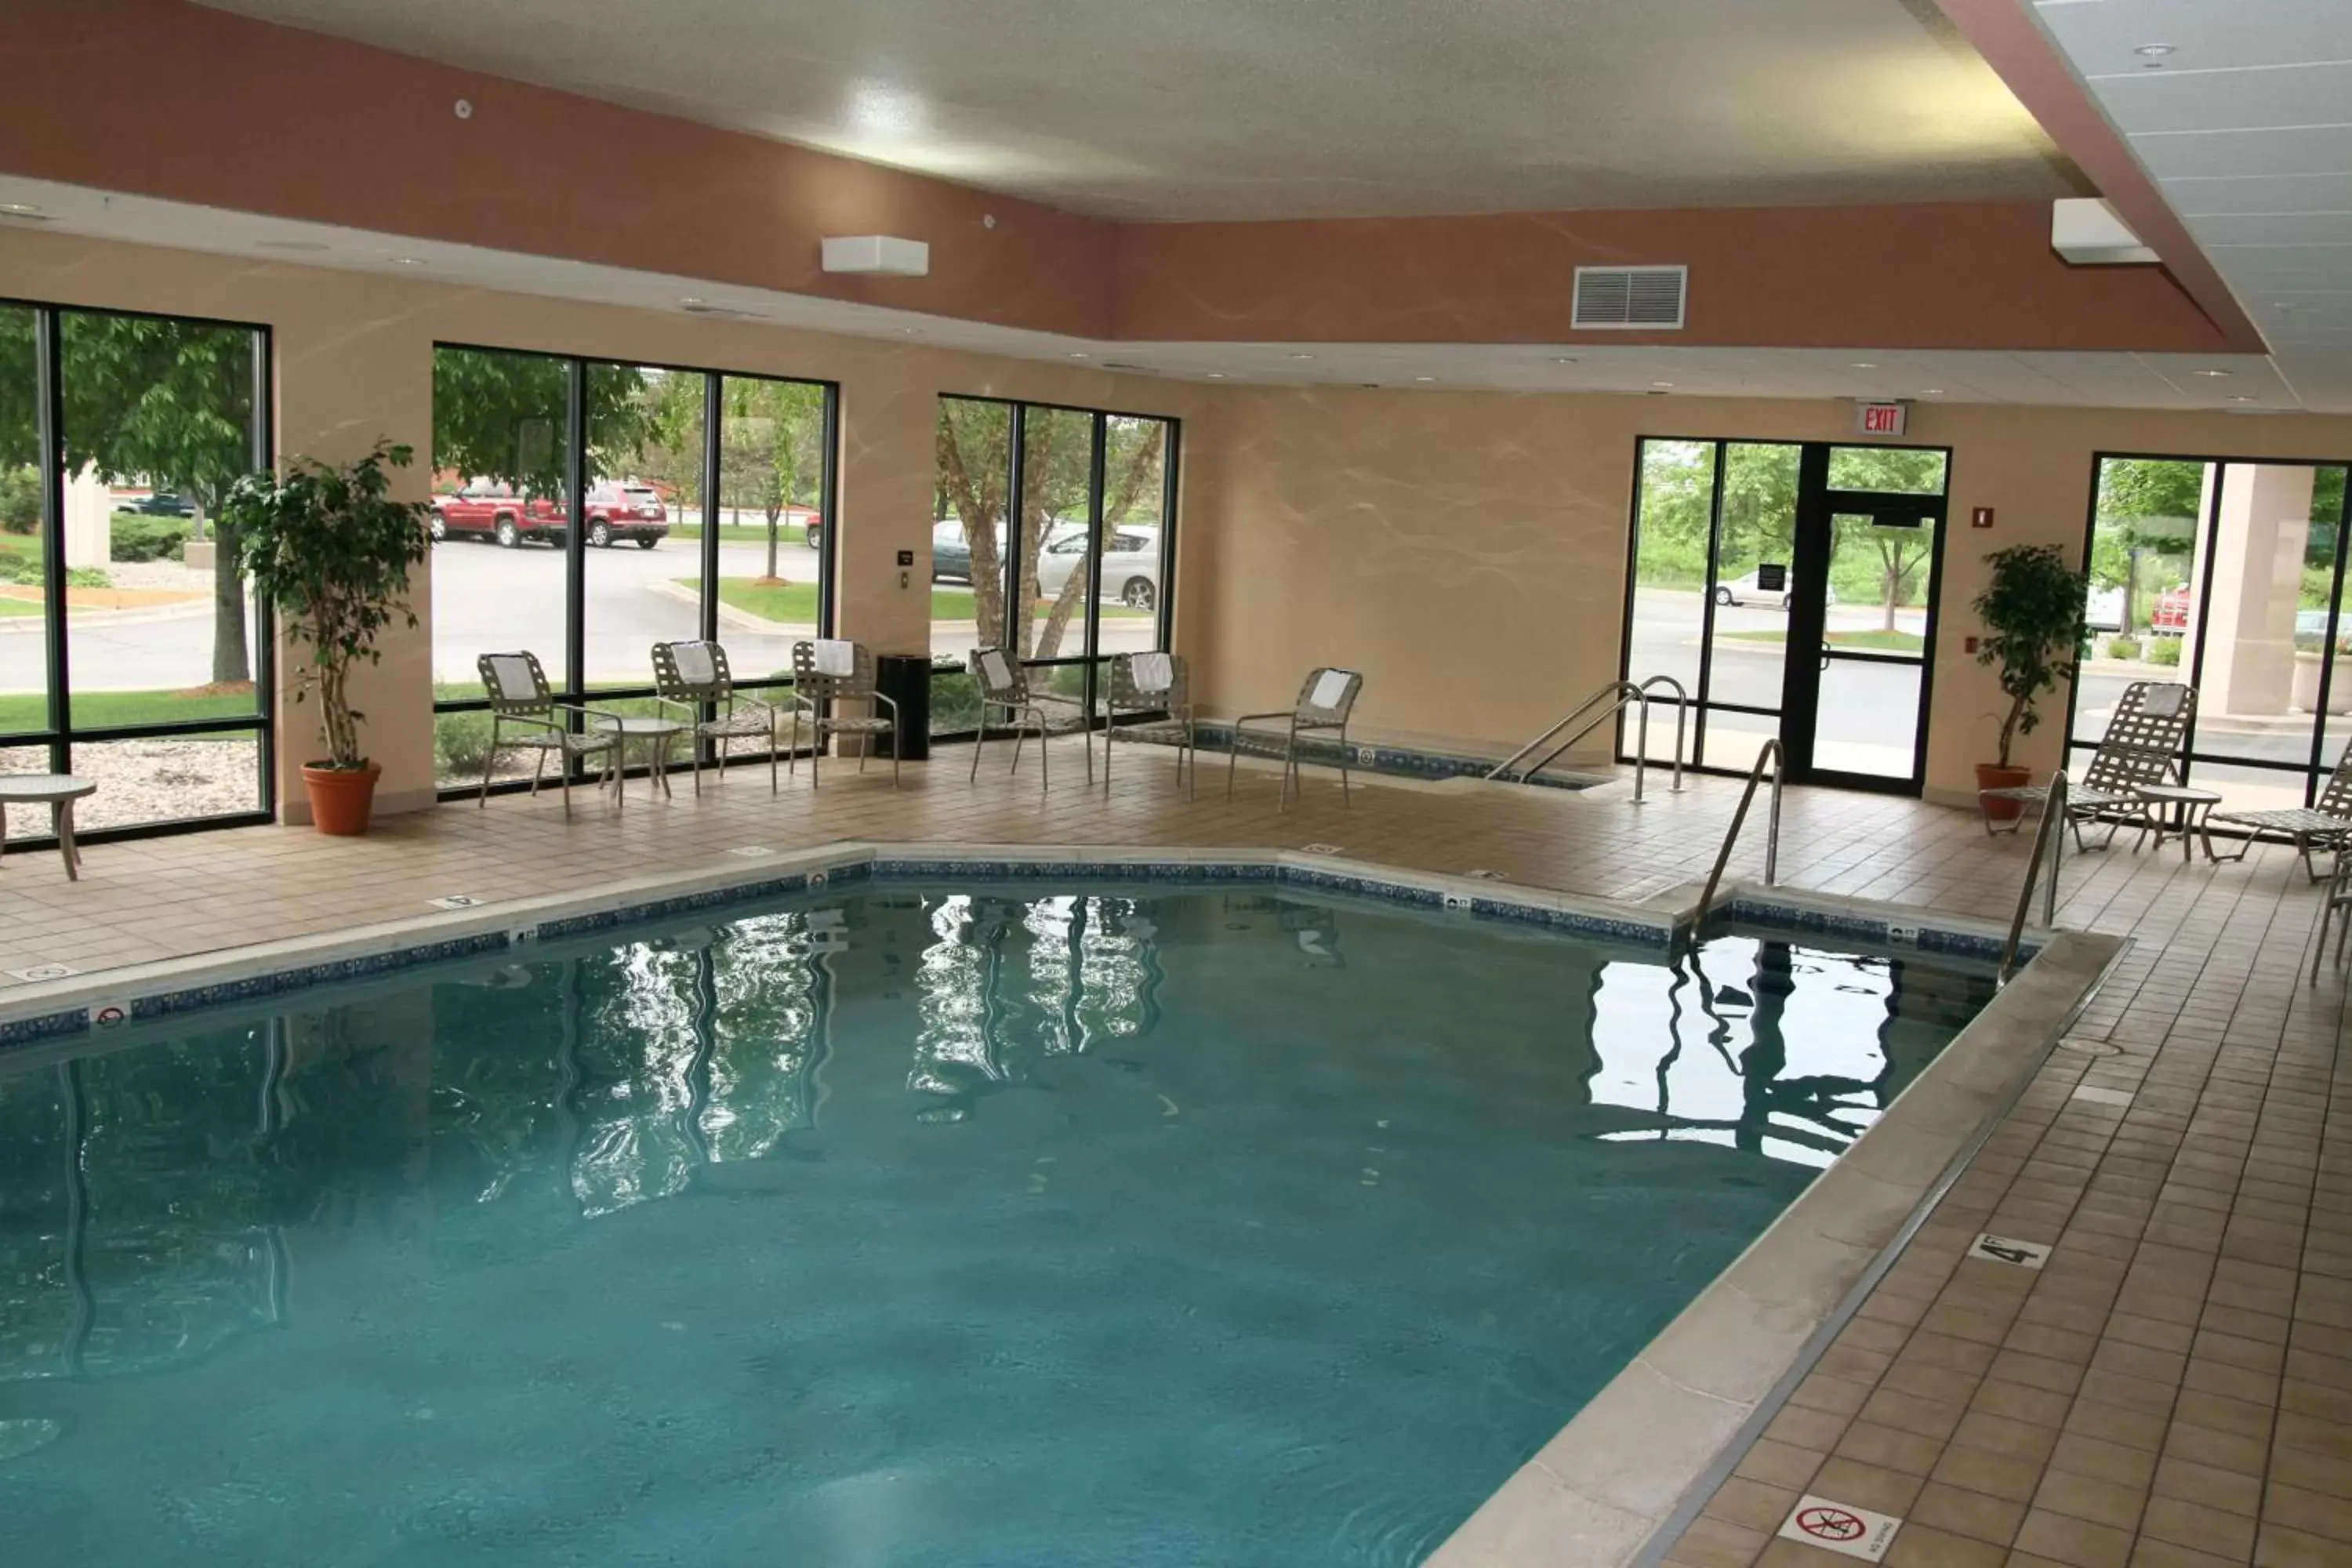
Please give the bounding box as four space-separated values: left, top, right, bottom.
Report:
224 441 431 835
1972 542 2088 822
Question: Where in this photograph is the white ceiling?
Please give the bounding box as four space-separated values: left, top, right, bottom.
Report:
2032 0 2352 413
0 175 2303 410
193 0 2083 220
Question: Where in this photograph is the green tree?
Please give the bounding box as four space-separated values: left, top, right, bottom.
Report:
717 379 826 582
430 348 655 503
0 310 262 684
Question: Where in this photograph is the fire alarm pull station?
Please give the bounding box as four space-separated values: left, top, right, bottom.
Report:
1971 506 1994 529
897 548 914 588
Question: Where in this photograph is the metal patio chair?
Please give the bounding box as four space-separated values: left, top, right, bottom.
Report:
1225 666 1363 811
968 647 1065 788
2314 844 2352 984
1980 681 2195 848
789 639 902 789
474 651 622 818
2209 737 2352 882
652 640 800 796
1102 652 1196 795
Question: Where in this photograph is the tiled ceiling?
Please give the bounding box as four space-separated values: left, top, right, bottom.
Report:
0 174 2291 410
2032 0 2352 410
193 0 2083 220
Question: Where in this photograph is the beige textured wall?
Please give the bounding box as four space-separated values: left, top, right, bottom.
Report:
1185 389 2352 804
0 229 1204 819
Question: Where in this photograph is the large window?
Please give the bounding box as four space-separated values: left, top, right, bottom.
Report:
2072 455 2351 815
429 346 835 792
0 301 272 841
931 396 1176 741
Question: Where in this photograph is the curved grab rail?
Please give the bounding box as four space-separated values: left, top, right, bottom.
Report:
1998 773 2067 984
1696 739 1784 920
1634 675 1689 797
1486 675 1690 804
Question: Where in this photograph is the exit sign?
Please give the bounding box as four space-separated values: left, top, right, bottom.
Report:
1856 401 1908 437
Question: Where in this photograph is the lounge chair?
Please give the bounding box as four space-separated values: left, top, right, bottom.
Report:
652 640 799 795
1225 666 1363 810
790 639 902 788
968 647 1067 788
2314 844 2352 984
2209 738 2352 882
474 651 622 818
1102 652 1196 795
1980 681 2194 848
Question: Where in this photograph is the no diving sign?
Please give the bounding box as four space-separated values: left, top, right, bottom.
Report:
1776 1494 1901 1561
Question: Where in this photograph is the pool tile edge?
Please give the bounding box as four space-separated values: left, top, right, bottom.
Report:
1424 926 2125 1568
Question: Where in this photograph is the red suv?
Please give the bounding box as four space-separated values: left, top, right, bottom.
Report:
2149 589 2191 634
430 479 670 550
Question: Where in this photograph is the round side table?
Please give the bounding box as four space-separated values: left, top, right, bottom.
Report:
588 716 687 809
0 775 97 881
2132 782 2223 863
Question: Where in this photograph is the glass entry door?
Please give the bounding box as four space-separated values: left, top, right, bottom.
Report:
1621 439 1948 795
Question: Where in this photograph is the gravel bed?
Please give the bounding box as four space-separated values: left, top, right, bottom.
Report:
0 735 261 833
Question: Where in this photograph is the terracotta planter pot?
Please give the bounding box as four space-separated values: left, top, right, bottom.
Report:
302 761 382 836
1976 761 2033 822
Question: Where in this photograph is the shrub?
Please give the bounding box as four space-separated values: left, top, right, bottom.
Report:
2106 635 2142 662
434 710 506 780
110 514 195 562
0 466 39 534
2147 637 2182 668
930 668 983 733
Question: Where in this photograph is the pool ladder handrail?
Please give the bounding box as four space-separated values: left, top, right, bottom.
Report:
1697 738 1784 919
1484 676 1687 804
1998 771 2067 984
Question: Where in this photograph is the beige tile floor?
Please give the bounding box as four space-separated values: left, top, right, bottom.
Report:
2 739 2346 1567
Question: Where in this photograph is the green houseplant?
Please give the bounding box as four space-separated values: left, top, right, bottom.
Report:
1972 542 2087 820
224 441 431 834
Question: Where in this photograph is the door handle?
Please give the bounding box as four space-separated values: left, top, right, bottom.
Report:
1820 642 1832 672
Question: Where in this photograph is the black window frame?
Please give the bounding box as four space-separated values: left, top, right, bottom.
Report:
0 295 277 850
931 394 1180 746
2068 449 2352 818
428 341 840 798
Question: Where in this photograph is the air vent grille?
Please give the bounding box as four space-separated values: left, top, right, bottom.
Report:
1572 265 1687 330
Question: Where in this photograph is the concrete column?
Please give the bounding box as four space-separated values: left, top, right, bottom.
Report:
61 463 111 569
2198 463 2311 718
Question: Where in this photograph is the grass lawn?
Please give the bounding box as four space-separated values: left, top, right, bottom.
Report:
1723 627 1925 653
0 685 260 732
670 523 815 546
0 598 42 618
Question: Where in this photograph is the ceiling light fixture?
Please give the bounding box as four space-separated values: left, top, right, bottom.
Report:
2191 368 2234 378
1067 351 1090 359
1849 361 1878 369
680 296 706 307
1207 372 1227 379
1552 356 1578 365
2228 394 2257 402
1287 353 1316 361
1414 376 1437 383
1651 380 1675 390
848 80 924 137
390 256 425 267
2134 44 2175 56
1920 389 1945 396
0 202 45 218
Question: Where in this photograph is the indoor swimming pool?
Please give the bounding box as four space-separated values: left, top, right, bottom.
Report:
0 880 1998 1566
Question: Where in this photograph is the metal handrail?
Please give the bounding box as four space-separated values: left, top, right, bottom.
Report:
1696 739 1784 918
1634 675 1690 799
1998 772 2067 983
1486 675 1690 804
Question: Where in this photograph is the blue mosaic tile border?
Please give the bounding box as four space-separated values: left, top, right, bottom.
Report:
1723 895 2026 964
1190 723 1596 791
0 855 2032 1051
130 931 514 1021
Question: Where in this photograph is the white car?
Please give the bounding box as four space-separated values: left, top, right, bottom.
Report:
1712 568 1835 611
1034 524 1161 612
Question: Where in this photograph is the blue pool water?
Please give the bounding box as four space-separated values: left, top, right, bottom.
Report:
0 884 1994 1566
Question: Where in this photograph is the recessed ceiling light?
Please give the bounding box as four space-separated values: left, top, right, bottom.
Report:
1414 376 1437 383
2134 44 2175 56
2228 394 2257 402
1287 353 1316 361
1067 351 1090 359
1207 372 1227 379
681 296 706 307
390 256 425 267
1552 356 1578 365
0 202 47 220
1849 361 1878 369
1651 380 1675 389
1920 389 1945 396
2191 368 2234 378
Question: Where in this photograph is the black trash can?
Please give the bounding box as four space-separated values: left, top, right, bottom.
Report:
876 653 932 760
